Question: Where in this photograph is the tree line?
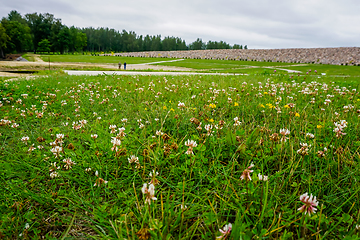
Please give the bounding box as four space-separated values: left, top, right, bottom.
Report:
0 10 247 58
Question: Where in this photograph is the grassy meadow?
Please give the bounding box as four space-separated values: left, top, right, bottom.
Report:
37 55 176 65
29 54 360 76
1 63 360 239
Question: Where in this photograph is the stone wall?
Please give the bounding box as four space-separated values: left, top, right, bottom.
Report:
107 47 360 66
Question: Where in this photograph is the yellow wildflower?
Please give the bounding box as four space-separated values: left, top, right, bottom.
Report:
209 103 216 108
163 106 167 110
259 104 265 108
170 108 175 112
266 103 274 109
145 108 147 110
264 92 268 94
234 102 239 106
295 113 300 117
317 125 323 129
209 119 214 122
284 105 290 108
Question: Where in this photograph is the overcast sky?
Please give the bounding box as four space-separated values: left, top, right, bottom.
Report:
1 0 359 49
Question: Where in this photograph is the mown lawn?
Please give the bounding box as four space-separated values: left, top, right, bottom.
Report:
38 54 176 64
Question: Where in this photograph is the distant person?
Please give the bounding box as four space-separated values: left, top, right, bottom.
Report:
124 62 127 70
118 62 121 69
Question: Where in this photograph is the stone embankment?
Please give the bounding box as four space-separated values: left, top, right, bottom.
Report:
109 47 360 66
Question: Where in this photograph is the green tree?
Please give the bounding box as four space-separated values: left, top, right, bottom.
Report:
136 35 143 52
189 38 205 50
75 32 87 52
0 23 10 58
142 35 152 51
57 26 71 53
82 27 97 52
7 10 28 25
206 40 217 49
37 39 50 52
151 35 162 51
176 38 187 50
49 18 62 52
0 19 32 53
218 40 230 49
126 31 139 52
68 26 78 52
25 12 59 52
206 40 230 49
162 36 176 51
232 44 241 49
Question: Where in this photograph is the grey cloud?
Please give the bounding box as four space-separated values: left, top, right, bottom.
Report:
0 0 359 49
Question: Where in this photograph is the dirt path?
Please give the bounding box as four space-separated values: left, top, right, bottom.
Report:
33 55 45 62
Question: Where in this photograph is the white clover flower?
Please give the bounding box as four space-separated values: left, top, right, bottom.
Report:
128 155 139 164
298 192 319 216
178 101 185 108
50 171 59 178
156 130 164 136
185 139 198 148
141 183 157 205
233 117 241 126
28 144 36 152
217 223 232 239
56 134 64 139
50 146 63 158
21 136 30 144
258 173 268 181
306 133 315 139
63 158 76 170
149 170 159 177
111 137 121 146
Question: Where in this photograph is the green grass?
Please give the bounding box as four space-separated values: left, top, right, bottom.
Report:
0 72 359 239
21 54 35 62
0 76 13 82
29 54 360 76
39 54 177 64
280 64 360 76
156 58 360 76
156 58 296 69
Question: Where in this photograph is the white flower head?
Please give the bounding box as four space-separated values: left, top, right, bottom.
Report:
141 183 157 204
185 139 198 148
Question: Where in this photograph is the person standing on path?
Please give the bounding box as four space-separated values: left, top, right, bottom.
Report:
118 62 122 69
124 62 126 70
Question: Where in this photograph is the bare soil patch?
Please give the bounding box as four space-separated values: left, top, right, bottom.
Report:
1 54 22 61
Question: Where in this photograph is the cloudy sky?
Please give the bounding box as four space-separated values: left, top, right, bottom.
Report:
1 0 359 49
